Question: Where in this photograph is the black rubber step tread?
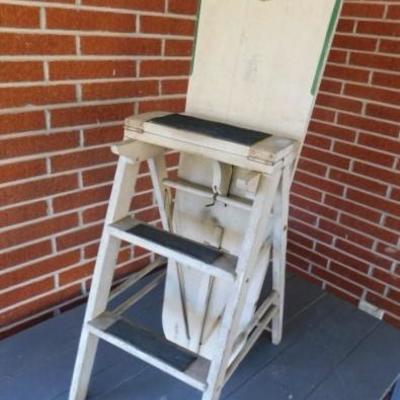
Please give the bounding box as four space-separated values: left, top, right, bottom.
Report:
127 223 223 264
149 113 271 146
106 317 196 371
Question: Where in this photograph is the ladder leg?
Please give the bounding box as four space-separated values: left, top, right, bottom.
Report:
271 164 291 345
69 156 139 400
202 171 281 400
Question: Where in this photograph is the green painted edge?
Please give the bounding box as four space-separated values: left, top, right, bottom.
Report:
190 0 203 76
311 0 342 95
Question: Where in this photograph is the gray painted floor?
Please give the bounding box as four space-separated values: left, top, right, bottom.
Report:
1 273 399 400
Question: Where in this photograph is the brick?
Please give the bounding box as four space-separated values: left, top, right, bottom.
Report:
372 71 400 89
56 224 103 250
84 242 99 259
304 133 331 149
329 168 387 195
337 112 399 137
373 268 400 288
366 103 400 124
288 230 314 249
376 243 399 263
81 36 161 55
130 192 154 211
316 93 362 113
0 213 79 251
291 182 322 202
325 65 369 83
301 146 350 170
139 98 186 113
315 243 369 275
0 174 78 207
291 194 337 220
82 0 165 11
140 16 195 36
82 80 159 101
328 49 347 63
59 261 95 285
114 256 151 281
366 292 400 318
165 40 193 56
297 158 327 177
336 19 355 33
333 34 377 51
0 33 75 55
289 206 318 225
84 125 123 146
334 142 394 167
0 250 80 290
135 206 160 223
0 84 76 109
82 165 116 186
82 203 108 223
0 62 43 82
0 285 81 326
385 216 400 232
49 60 136 80
0 4 40 28
286 252 310 272
46 8 135 32
310 107 335 122
319 79 342 94
161 79 189 95
388 5 400 20
325 284 359 306
313 266 363 297
0 201 47 229
380 39 400 55
357 21 400 37
0 159 47 184
358 133 400 156
1 131 79 159
324 194 381 223
289 219 333 244
350 53 400 72
319 218 374 249
0 240 52 271
0 111 45 135
335 239 392 270
0 278 54 310
330 262 385 294
51 102 134 128
53 185 112 212
347 188 400 218
309 120 356 142
340 214 398 245
345 83 400 105
168 0 198 14
52 147 116 174
341 3 385 18
140 60 191 77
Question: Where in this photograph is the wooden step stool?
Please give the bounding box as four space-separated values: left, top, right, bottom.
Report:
69 1 341 399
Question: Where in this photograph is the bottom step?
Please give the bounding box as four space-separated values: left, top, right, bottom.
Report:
88 312 209 391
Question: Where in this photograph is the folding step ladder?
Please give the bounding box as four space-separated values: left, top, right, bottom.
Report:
69 1 341 399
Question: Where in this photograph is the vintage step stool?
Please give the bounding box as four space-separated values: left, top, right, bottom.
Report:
69 1 341 399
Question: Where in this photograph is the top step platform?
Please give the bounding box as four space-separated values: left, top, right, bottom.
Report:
124 112 298 171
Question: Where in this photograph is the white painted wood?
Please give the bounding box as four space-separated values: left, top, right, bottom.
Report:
87 313 208 392
271 161 292 345
202 170 281 400
187 0 339 143
109 217 237 282
69 156 140 400
111 139 165 164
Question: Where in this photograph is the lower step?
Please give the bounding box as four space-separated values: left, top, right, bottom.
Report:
88 312 209 391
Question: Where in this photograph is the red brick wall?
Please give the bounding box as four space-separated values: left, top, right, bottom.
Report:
0 0 399 339
0 0 197 338
289 1 400 328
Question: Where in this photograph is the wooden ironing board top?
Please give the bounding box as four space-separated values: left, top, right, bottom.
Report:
124 112 298 170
